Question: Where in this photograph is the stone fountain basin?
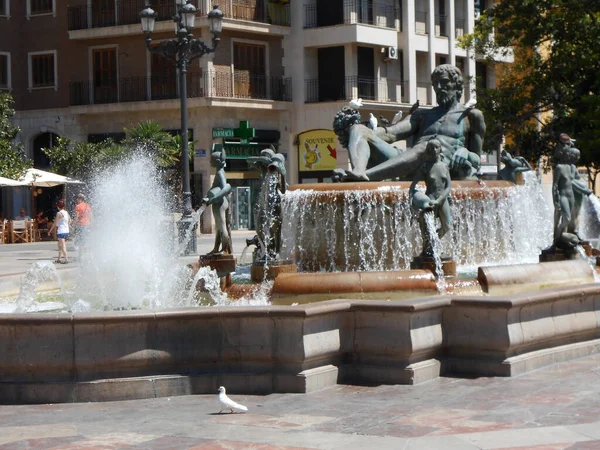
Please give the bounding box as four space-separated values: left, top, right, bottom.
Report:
1 281 600 404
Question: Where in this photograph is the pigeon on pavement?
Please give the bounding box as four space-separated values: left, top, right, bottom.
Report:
218 386 248 414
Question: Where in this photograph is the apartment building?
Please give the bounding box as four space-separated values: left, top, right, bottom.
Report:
0 0 501 231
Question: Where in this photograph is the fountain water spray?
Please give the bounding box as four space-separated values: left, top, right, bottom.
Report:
72 152 200 310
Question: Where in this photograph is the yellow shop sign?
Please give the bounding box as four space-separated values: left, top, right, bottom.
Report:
297 129 338 172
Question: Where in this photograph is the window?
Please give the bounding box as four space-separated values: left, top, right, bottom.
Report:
233 41 267 98
27 0 53 16
0 0 9 17
92 48 117 103
28 51 56 89
0 53 9 90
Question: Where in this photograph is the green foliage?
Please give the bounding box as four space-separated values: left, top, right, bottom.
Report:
460 0 600 184
123 120 180 168
42 120 183 182
0 93 31 179
42 137 127 180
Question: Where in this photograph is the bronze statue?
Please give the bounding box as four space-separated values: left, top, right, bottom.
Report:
333 64 485 182
409 139 452 257
498 150 533 183
551 135 592 251
203 149 232 255
263 153 287 259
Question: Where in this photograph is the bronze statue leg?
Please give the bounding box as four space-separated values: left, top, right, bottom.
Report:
363 142 429 181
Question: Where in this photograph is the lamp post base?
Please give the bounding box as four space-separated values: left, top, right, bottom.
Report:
177 216 198 256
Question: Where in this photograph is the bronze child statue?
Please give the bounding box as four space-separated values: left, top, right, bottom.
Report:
203 149 232 255
409 138 452 257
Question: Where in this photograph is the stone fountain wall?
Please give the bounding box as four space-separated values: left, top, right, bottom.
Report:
1 283 600 403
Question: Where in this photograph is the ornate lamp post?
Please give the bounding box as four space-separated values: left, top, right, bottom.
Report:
140 2 224 255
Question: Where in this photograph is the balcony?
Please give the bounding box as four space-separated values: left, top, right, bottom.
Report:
415 10 427 35
69 72 292 106
221 1 290 26
435 14 447 37
304 0 399 29
455 17 465 38
68 0 289 31
305 76 405 103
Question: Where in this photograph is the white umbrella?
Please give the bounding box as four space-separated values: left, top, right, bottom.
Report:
19 168 82 187
0 176 27 187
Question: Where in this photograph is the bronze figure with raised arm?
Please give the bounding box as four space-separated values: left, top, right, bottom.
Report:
333 64 486 182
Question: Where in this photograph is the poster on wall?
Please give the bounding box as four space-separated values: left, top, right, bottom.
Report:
297 129 338 172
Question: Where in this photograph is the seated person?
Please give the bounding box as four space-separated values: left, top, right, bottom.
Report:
35 210 49 228
15 208 32 221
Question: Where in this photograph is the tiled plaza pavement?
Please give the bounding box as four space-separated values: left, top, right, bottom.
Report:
1 353 600 450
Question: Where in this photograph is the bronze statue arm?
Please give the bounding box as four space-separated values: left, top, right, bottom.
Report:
465 109 486 170
573 179 593 196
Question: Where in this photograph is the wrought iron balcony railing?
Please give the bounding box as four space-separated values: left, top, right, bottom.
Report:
305 76 406 104
68 0 289 31
69 72 292 106
304 0 399 29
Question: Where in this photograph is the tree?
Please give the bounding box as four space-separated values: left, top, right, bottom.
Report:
123 120 180 168
42 120 184 183
460 0 600 187
42 137 127 180
0 93 31 179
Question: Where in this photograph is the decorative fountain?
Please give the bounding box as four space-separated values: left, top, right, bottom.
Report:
1 64 600 404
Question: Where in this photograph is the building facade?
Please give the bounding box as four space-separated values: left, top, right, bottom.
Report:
0 0 504 231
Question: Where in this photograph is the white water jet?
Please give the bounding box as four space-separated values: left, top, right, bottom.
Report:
423 212 446 293
14 261 66 313
72 152 198 310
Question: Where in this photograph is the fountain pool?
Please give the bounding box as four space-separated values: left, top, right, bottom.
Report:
1 158 600 404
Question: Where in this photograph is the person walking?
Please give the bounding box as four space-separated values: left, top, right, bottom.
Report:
48 200 71 264
74 193 92 254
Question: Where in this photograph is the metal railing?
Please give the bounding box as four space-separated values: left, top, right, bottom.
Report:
305 76 405 103
416 81 431 105
69 72 291 106
435 14 447 37
455 17 465 38
68 0 289 31
304 0 399 29
415 10 428 34
220 1 290 26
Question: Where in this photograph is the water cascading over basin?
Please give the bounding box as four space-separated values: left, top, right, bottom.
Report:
281 177 552 272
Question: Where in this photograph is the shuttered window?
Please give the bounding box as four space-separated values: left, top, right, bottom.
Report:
0 54 8 89
29 0 53 15
30 53 55 88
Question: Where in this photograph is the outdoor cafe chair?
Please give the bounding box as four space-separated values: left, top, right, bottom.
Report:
11 220 29 243
0 220 8 244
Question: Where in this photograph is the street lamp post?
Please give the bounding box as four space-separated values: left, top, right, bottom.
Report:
140 2 223 255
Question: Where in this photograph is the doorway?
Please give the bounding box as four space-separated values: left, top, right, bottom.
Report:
232 186 251 230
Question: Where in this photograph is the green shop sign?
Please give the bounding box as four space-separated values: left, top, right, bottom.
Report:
212 128 235 139
223 142 262 159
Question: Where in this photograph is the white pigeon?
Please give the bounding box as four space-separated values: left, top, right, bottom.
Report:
464 98 477 109
349 98 363 108
217 386 248 414
391 110 403 124
369 113 378 130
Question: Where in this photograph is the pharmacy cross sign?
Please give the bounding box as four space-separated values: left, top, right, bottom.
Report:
233 121 256 144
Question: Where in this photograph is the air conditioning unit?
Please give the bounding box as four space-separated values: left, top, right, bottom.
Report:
383 46 398 61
